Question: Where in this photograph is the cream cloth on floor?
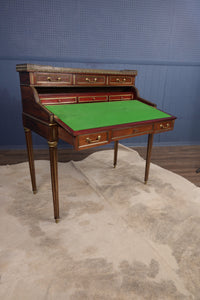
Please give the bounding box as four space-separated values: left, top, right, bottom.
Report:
0 145 200 299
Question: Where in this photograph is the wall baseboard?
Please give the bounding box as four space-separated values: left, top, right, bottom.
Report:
1 141 200 150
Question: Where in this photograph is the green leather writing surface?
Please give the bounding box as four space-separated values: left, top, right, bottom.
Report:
45 100 171 131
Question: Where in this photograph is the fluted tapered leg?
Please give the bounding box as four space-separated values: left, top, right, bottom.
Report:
144 133 154 184
113 141 119 168
24 127 37 194
48 141 59 223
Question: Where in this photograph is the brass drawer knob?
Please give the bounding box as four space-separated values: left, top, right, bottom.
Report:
47 77 51 81
160 123 170 129
123 78 126 81
86 135 101 144
57 77 61 81
85 77 98 83
116 78 120 82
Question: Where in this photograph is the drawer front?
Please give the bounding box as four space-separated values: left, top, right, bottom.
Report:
154 120 174 132
75 74 106 85
35 73 72 85
108 75 134 86
40 96 76 105
109 94 133 101
78 95 108 103
78 131 109 148
112 124 153 140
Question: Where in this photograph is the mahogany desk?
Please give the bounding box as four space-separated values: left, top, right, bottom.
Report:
16 64 176 222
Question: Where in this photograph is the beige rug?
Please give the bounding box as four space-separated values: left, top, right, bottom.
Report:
0 145 200 300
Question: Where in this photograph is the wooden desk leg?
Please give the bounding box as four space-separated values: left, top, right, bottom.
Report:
48 141 60 223
114 140 119 168
144 133 154 184
24 127 37 194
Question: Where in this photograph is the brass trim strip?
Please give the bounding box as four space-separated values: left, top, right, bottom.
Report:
40 96 76 100
78 140 107 148
109 94 132 97
30 73 34 84
24 127 30 132
48 141 58 148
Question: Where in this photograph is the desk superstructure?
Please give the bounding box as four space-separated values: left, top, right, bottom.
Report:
16 64 176 222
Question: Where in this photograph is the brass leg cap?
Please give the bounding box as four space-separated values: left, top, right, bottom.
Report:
144 181 147 184
55 218 60 224
33 190 37 194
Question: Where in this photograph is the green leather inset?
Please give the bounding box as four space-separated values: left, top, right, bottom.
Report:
45 100 171 131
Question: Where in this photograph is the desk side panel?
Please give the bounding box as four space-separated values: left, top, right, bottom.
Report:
20 86 53 122
23 114 58 141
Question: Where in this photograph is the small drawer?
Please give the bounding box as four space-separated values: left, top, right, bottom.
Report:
40 96 76 105
109 94 133 101
108 75 134 86
78 95 108 103
112 124 153 140
78 131 109 148
154 121 173 132
35 73 72 86
75 74 106 85
56 97 76 104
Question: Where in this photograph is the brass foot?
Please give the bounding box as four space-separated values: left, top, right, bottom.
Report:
33 190 37 194
113 164 117 168
55 218 60 223
144 180 147 184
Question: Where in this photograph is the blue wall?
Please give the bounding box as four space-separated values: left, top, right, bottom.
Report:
1 0 200 148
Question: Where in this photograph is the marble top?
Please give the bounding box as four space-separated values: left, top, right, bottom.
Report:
16 64 137 75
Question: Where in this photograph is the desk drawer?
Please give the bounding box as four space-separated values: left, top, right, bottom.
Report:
75 74 106 85
35 73 72 86
78 131 109 149
112 124 153 140
109 94 133 101
154 120 174 132
108 75 134 86
40 96 77 104
78 95 108 103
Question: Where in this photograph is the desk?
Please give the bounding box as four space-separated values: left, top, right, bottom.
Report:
16 64 176 222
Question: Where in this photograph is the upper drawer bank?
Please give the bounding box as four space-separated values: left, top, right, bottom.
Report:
19 72 136 87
